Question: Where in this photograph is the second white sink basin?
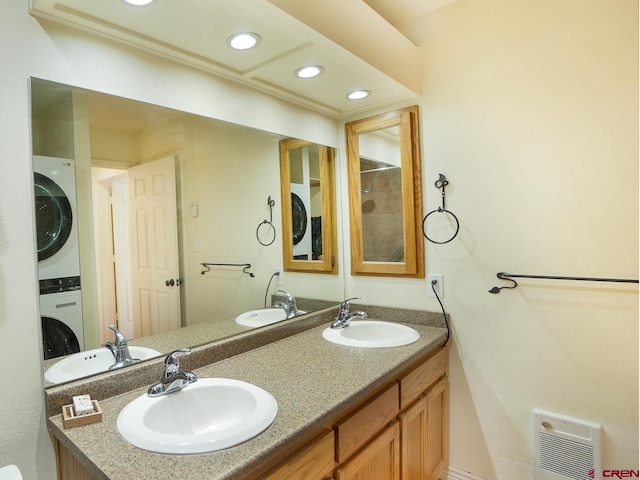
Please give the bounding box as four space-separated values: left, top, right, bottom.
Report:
44 346 161 384
322 320 420 348
235 308 306 328
235 308 287 327
117 378 278 454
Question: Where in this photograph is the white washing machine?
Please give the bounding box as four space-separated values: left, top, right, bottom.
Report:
33 155 81 281
290 182 311 259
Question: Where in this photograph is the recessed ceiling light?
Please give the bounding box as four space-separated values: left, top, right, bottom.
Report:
123 0 156 6
227 33 261 51
295 65 324 79
347 90 371 100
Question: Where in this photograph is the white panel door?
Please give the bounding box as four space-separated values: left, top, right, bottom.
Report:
129 156 181 337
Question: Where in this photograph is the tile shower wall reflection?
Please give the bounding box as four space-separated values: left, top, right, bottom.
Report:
361 166 403 262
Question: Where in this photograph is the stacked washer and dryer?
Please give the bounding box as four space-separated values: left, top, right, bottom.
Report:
33 155 84 359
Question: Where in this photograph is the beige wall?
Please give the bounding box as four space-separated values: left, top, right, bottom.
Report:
347 0 638 477
0 1 636 479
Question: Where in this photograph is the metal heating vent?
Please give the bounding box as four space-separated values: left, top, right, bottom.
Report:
534 409 601 480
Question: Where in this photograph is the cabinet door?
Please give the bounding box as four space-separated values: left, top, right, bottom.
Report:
399 394 428 480
260 430 335 480
425 378 449 480
398 377 449 480
335 422 400 480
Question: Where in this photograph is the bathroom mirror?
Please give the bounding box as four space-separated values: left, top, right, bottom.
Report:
279 138 338 274
31 78 344 385
346 106 424 277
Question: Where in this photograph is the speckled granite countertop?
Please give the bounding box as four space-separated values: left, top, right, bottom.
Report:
48 309 447 480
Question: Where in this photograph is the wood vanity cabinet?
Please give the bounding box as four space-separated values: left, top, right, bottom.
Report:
261 346 449 480
332 346 448 480
55 346 448 480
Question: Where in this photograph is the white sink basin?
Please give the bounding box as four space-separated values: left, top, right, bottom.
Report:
117 378 278 454
235 308 287 327
235 308 305 328
322 320 420 348
44 346 161 384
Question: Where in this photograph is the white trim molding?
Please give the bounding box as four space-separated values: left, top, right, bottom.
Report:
441 465 488 480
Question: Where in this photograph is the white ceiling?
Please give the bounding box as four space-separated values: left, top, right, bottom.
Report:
30 0 435 118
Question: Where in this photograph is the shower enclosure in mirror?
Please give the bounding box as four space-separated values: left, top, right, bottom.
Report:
279 138 338 274
31 78 344 385
346 105 424 277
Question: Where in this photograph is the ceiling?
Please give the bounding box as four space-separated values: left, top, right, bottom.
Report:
30 0 440 118
364 0 456 30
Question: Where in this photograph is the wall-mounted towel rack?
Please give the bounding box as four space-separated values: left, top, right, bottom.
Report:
489 272 639 293
422 173 459 244
200 263 254 277
256 196 276 246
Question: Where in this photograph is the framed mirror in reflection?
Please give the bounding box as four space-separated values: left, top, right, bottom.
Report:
279 138 338 274
346 106 424 277
31 78 344 386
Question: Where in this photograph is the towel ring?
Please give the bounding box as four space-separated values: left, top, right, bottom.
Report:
422 173 460 244
256 196 276 246
422 208 460 244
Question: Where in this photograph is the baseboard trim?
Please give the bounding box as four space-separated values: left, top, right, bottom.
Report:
440 465 487 480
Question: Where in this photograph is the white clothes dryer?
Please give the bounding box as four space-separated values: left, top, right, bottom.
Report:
40 282 84 360
33 155 81 281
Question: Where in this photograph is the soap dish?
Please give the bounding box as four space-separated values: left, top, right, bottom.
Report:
62 400 103 428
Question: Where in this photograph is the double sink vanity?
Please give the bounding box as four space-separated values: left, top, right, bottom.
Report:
46 304 449 480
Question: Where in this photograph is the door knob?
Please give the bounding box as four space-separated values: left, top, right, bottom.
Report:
165 279 175 287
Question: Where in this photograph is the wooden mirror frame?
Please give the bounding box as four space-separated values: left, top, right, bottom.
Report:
279 138 338 274
346 106 424 277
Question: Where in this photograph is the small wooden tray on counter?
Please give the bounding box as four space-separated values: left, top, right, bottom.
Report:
62 400 103 428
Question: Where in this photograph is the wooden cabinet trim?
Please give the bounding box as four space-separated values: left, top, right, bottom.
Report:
259 430 335 480
335 382 400 463
426 377 449 479
398 347 448 409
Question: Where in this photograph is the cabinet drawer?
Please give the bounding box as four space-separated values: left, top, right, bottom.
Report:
398 347 447 409
260 430 335 480
335 383 399 463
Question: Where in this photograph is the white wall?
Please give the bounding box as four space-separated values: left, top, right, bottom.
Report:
0 2 337 478
345 0 638 478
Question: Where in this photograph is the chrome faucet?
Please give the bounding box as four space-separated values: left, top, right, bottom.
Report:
274 290 299 319
147 348 198 397
105 324 140 370
330 297 368 329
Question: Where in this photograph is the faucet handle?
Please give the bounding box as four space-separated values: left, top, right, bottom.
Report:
164 348 191 378
339 297 360 315
108 324 127 347
277 290 294 302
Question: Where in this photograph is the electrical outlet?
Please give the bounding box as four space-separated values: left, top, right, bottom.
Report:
274 267 283 284
427 274 444 298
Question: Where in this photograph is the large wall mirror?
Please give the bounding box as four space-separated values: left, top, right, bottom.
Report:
31 78 344 386
279 138 337 274
346 106 424 277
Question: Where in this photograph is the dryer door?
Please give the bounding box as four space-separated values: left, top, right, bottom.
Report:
41 316 80 360
34 172 73 261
